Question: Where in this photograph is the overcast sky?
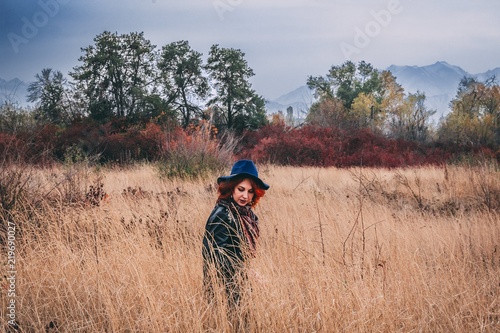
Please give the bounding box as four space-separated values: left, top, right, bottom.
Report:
1 0 499 99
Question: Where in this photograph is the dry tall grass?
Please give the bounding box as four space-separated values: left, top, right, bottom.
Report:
1 163 499 332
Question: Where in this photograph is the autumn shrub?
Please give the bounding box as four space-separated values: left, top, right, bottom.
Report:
156 121 236 179
0 130 109 245
0 140 51 243
0 129 59 232
0 133 24 165
0 164 32 224
241 124 451 168
8 124 59 166
56 120 103 159
54 120 167 164
140 122 167 158
336 130 431 167
244 125 340 166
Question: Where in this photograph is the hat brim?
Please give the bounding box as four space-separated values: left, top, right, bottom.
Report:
217 173 270 190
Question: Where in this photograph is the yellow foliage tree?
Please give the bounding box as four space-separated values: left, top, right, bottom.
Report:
439 77 500 148
350 93 381 131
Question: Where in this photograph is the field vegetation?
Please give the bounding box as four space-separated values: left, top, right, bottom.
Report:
2 29 500 333
1 160 499 332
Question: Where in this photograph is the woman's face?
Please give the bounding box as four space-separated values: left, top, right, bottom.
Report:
232 179 254 207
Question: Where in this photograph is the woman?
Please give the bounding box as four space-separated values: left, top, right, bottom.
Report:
202 159 269 309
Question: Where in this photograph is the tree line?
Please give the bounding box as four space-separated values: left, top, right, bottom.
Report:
0 30 499 166
306 61 500 151
21 31 267 133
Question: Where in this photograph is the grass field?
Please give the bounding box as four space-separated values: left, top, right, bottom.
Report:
1 163 499 332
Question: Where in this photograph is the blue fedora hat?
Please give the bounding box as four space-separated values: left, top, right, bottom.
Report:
217 160 269 190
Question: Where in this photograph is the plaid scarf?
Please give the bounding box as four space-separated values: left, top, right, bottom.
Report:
218 198 260 256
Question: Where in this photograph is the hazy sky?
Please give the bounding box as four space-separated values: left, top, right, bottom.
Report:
1 0 499 99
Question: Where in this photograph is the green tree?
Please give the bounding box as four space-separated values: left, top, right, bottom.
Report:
158 40 209 128
232 94 268 133
306 61 392 132
205 44 266 132
307 60 383 109
71 31 157 122
27 68 68 124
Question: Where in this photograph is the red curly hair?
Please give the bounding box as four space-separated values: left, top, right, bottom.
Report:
217 176 266 207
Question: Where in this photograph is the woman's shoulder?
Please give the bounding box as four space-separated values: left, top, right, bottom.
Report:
208 203 231 223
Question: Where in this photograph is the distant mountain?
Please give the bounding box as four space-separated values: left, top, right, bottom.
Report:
0 78 30 106
388 61 467 96
266 61 500 124
264 85 316 120
475 67 500 82
386 61 500 121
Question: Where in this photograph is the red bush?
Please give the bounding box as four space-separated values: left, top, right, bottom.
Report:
240 125 452 168
55 120 167 163
0 133 24 163
0 120 484 168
